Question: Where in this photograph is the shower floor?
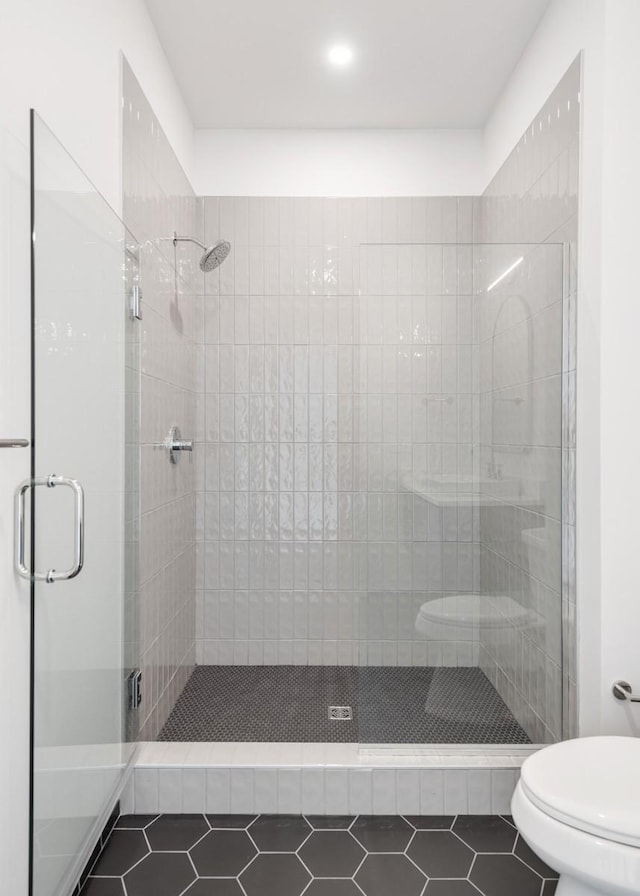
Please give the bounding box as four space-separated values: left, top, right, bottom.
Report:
157 666 531 745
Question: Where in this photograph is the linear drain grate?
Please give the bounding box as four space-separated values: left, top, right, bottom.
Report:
328 705 353 721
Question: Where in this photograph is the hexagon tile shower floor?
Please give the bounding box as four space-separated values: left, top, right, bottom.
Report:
80 813 558 896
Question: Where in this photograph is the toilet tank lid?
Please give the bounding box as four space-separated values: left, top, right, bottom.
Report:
520 736 640 847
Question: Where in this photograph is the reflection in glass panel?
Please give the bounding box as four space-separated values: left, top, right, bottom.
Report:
356 243 563 746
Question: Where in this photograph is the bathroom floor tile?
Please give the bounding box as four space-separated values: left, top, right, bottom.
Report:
114 815 159 830
425 882 481 896
124 852 196 896
350 815 414 852
407 831 474 878
90 830 148 876
355 853 426 896
470 853 545 896
403 815 455 830
81 813 559 896
452 815 517 853
146 814 209 851
205 814 256 828
249 814 312 851
298 830 366 877
156 665 531 744
304 815 355 829
240 853 311 896
190 830 257 876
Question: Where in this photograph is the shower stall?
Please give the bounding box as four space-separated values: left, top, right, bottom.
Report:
156 222 565 749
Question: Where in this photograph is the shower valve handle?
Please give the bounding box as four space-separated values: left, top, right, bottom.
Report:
167 425 193 465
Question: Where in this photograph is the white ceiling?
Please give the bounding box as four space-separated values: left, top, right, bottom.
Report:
145 0 552 129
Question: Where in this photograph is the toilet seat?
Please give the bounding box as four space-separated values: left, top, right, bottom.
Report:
520 736 640 848
416 594 534 630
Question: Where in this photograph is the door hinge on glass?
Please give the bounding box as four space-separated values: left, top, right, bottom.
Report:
129 284 143 321
128 669 142 709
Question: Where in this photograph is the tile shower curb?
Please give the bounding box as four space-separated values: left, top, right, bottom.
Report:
122 742 537 816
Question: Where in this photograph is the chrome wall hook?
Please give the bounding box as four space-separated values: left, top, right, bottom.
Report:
612 680 640 702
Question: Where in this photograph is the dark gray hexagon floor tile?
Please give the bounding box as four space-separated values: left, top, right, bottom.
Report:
146 815 209 851
124 853 196 896
205 815 256 829
425 882 481 896
470 854 543 896
355 854 426 896
90 830 148 875
453 816 517 853
115 815 159 829
542 881 558 895
514 835 558 878
249 815 311 851
407 831 474 878
190 830 257 876
240 854 311 896
81 879 125 896
305 816 355 829
298 831 365 877
304 881 363 896
350 816 413 852
404 816 455 830
183 880 244 895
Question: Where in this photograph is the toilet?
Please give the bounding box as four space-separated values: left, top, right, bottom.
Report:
415 593 539 642
512 736 640 896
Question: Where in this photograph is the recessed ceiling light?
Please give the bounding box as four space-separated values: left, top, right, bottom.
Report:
328 45 353 67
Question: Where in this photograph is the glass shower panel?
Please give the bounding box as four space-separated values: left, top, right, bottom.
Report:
355 242 564 746
30 113 138 896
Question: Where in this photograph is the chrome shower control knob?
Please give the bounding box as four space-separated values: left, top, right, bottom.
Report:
167 425 193 464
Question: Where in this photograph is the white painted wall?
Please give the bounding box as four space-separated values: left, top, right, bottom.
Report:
193 129 484 196
598 0 640 738
0 2 194 893
0 1 194 209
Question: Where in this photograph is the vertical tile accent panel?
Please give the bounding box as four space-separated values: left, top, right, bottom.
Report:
122 61 198 739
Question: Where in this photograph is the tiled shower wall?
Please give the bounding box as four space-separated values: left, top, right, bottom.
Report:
195 198 480 665
476 56 580 742
123 62 198 739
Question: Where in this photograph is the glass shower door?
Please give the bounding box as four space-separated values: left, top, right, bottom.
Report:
28 113 137 896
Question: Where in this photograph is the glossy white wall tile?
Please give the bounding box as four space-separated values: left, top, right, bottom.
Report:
476 57 580 742
126 747 527 815
195 196 482 666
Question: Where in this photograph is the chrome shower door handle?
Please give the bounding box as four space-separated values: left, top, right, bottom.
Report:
15 474 85 583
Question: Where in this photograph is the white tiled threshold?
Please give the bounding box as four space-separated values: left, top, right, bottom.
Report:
122 742 533 816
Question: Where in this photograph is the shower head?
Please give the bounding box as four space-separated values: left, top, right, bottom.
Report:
200 239 231 272
172 233 232 273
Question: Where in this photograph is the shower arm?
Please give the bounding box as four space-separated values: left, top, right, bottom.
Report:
172 232 207 251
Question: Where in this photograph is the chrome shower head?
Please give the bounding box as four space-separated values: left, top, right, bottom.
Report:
172 233 232 273
200 239 231 272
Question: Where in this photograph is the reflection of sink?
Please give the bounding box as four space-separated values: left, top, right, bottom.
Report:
400 472 522 500
424 474 476 492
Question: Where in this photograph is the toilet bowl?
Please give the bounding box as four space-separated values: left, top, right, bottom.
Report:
512 736 640 896
415 593 538 642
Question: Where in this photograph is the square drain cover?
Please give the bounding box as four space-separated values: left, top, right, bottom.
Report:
328 705 353 720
